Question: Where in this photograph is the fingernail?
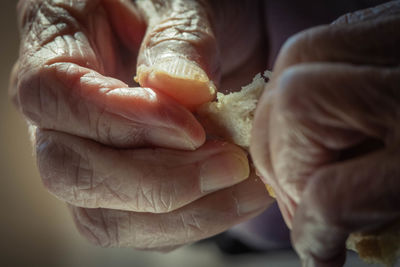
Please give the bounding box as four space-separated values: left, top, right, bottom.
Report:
200 152 249 193
147 127 197 150
233 177 271 216
136 57 216 108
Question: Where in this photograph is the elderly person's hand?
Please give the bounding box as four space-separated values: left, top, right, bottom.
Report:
10 0 272 250
251 1 400 266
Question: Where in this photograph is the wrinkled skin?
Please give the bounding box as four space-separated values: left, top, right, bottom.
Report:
10 0 400 265
10 0 273 250
251 1 400 266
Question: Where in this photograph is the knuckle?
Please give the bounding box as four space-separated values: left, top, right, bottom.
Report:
17 67 44 124
275 66 311 116
278 26 326 68
36 132 95 206
279 31 312 65
17 65 61 127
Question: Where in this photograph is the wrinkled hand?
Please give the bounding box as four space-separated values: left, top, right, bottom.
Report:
10 0 272 250
251 1 400 266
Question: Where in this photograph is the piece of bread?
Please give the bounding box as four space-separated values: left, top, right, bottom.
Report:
196 72 400 266
197 71 271 149
346 221 400 266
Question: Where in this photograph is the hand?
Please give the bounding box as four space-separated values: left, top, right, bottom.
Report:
10 0 272 250
251 1 400 266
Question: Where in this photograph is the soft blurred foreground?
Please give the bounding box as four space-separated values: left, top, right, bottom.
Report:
0 1 391 266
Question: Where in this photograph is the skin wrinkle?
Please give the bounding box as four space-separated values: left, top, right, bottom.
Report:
53 71 63 127
49 64 79 127
75 146 129 208
268 66 400 209
138 173 157 212
99 209 112 247
149 178 158 213
114 215 120 247
103 182 131 211
148 13 211 44
136 0 220 86
53 0 101 25
270 31 400 267
93 101 106 144
72 33 87 65
19 2 109 80
17 1 42 33
80 216 103 246
16 0 276 251
27 3 81 50
159 181 173 213
38 62 173 147
184 212 204 240
87 5 113 74
99 95 188 146
179 213 189 241
156 217 172 248
105 211 119 247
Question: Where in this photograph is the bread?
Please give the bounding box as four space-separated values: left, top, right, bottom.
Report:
346 221 400 266
197 71 271 149
196 72 400 266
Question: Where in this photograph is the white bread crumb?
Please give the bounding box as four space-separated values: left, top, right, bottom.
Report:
197 71 271 148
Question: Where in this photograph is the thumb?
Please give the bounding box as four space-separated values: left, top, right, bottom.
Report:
135 0 219 110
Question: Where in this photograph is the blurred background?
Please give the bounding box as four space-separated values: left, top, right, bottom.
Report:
0 0 390 266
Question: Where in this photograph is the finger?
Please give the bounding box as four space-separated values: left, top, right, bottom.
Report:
252 63 399 225
273 7 400 76
17 0 145 82
134 0 219 110
292 149 400 267
14 0 204 150
333 1 400 26
36 129 251 213
17 0 110 76
16 62 204 149
69 176 273 249
102 0 146 54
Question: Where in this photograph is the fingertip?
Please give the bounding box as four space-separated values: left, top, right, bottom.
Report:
100 86 206 149
199 151 250 193
134 0 220 110
232 175 274 217
154 92 207 150
136 57 217 110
